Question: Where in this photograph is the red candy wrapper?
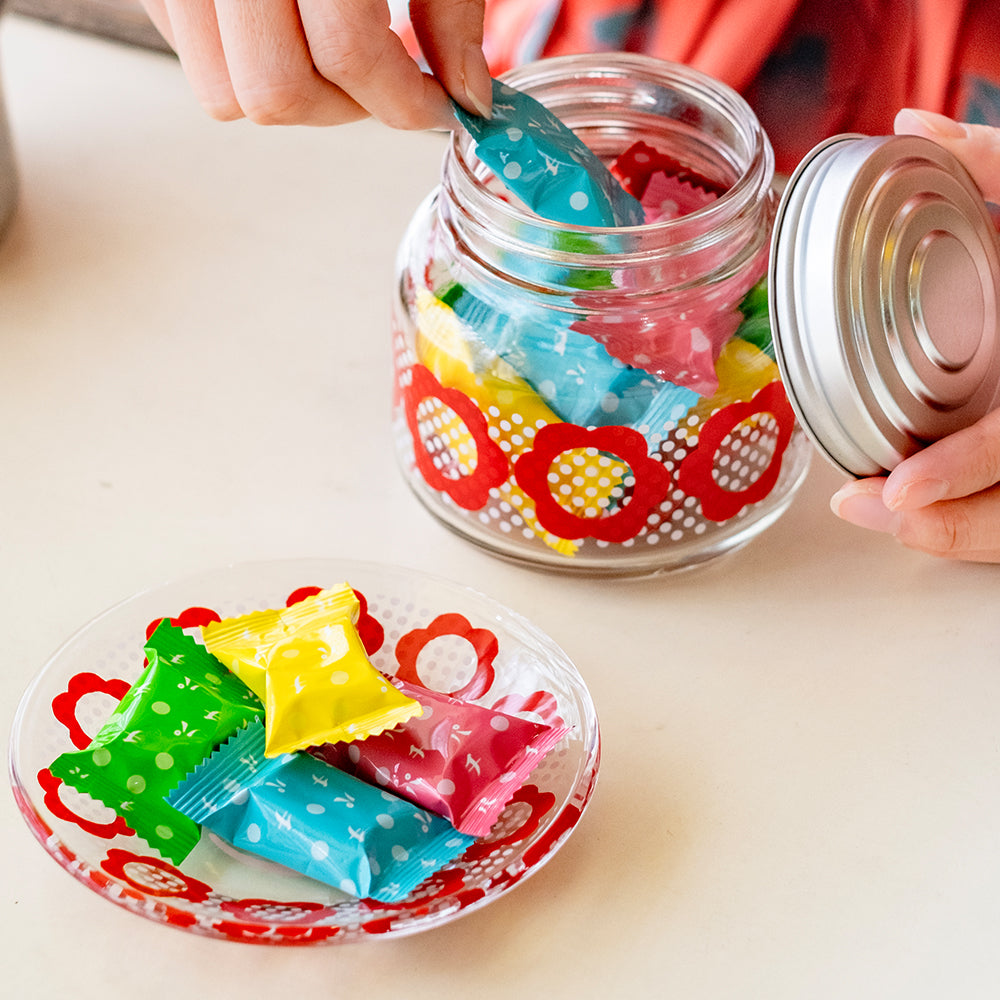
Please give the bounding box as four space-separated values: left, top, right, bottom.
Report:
310 676 569 838
640 169 721 223
568 139 760 394
609 140 728 202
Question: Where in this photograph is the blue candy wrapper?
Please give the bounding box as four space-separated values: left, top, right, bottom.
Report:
167 720 475 903
439 282 700 429
453 79 645 228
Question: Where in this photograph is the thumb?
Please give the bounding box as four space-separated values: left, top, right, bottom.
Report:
894 108 1000 204
410 0 492 119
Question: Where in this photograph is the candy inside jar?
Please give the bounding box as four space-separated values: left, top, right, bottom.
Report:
392 54 811 575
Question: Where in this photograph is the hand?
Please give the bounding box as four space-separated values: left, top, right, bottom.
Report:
140 0 492 129
829 107 1000 561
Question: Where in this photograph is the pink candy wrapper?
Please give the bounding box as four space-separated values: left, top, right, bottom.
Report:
310 676 569 838
566 139 759 393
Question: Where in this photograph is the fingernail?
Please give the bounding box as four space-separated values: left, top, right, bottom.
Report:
883 476 950 510
429 99 460 131
895 108 968 139
831 486 903 534
461 43 493 119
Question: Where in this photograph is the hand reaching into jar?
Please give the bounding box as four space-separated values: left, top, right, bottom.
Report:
138 0 492 128
831 110 1000 561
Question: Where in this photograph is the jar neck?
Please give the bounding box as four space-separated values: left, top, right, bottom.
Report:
439 53 775 294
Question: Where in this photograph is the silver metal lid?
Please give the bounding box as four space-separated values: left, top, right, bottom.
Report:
769 133 1000 477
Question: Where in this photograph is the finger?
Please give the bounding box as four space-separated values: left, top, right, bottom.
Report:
894 108 1000 203
831 477 1000 560
213 0 371 125
894 485 1000 559
297 0 457 130
410 0 492 118
830 478 900 533
160 0 243 120
881 407 1000 510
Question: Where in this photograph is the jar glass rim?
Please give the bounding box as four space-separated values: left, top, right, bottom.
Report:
445 52 774 255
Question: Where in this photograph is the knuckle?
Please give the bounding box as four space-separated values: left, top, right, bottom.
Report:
375 103 434 131
191 82 245 123
309 33 381 87
202 101 244 123
310 36 431 130
967 424 1000 485
236 80 313 126
941 410 1000 493
899 505 976 557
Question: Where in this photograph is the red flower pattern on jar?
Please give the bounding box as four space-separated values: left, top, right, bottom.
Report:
403 364 509 510
677 381 796 522
513 422 672 543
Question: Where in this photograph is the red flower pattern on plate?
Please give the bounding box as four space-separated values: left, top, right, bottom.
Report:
20 573 598 944
460 783 556 862
403 364 508 510
360 868 474 934
394 612 498 700
513 422 672 543
491 690 564 728
677 380 796 522
212 921 341 944
100 849 212 903
51 671 131 750
36 767 133 839
215 898 341 942
145 605 222 640
220 897 333 923
286 585 385 655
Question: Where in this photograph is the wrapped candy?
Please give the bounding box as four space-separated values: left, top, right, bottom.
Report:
310 675 570 837
201 585 422 757
609 139 728 204
48 620 262 864
168 720 475 903
453 78 644 227
436 281 700 428
565 140 756 394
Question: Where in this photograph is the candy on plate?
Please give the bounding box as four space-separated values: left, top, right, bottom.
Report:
311 674 570 837
47 620 262 864
202 585 422 756
168 719 475 903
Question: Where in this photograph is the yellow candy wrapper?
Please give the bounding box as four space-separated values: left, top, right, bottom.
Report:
685 336 780 430
415 288 587 556
201 585 422 757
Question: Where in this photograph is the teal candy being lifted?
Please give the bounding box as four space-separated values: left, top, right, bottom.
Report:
453 78 645 228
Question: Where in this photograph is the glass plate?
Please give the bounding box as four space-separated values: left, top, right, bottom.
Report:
9 558 600 944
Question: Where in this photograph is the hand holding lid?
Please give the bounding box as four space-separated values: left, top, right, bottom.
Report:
828 111 1000 562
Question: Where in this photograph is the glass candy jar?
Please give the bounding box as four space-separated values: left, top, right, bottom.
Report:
392 55 811 574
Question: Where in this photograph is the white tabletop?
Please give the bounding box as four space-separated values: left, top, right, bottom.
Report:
3 15 1000 999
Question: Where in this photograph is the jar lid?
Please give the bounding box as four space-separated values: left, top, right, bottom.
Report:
769 133 1000 477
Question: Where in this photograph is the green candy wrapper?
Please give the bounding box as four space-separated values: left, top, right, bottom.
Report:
48 620 262 864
